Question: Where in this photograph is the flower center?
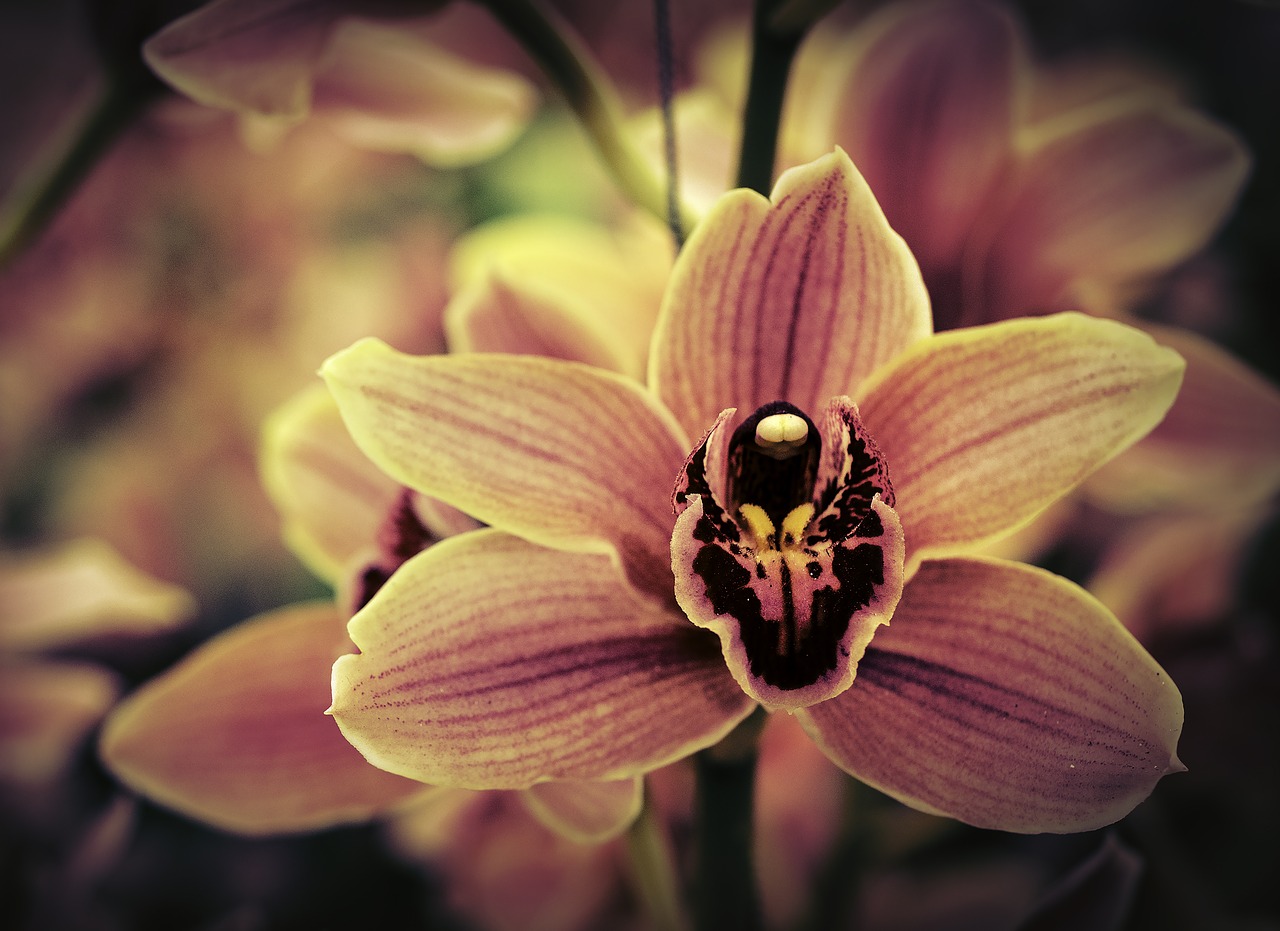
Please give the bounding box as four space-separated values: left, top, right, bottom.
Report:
670 397 907 709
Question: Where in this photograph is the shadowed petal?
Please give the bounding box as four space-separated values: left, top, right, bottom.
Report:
1086 323 1280 512
322 339 690 598
143 0 345 119
331 530 754 789
0 539 195 652
520 777 643 843
0 661 121 786
826 0 1022 274
260 385 403 583
650 148 931 441
859 314 1185 569
800 557 1184 834
971 96 1250 321
100 602 425 836
446 213 672 381
314 19 536 165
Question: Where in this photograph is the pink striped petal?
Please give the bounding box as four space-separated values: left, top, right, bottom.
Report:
800 557 1184 833
520 777 643 843
1086 323 1280 512
330 530 754 788
650 148 931 442
858 314 1185 569
827 0 1021 275
971 97 1250 321
99 602 425 835
321 339 690 598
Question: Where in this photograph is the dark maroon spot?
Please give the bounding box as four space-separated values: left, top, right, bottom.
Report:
691 538 887 693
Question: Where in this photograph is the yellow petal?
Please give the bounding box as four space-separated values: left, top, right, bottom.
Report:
322 339 690 599
859 313 1185 569
0 539 194 652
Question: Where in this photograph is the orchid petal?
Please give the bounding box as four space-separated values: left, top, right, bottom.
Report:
650 148 931 442
0 660 121 786
446 212 672 381
331 530 754 789
314 19 536 166
800 557 1184 833
1085 323 1280 512
100 602 425 836
972 96 1250 320
1088 509 1261 644
825 0 1023 275
0 539 194 652
446 276 640 377
520 777 643 843
859 313 1185 569
388 790 622 931
322 339 690 598
260 385 403 584
143 0 341 120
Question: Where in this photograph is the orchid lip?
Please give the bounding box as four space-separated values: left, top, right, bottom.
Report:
672 398 907 709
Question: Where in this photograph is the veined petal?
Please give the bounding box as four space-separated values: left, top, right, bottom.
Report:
859 313 1185 569
260 384 403 584
322 340 690 597
315 19 536 166
520 777 643 843
99 602 425 836
649 148 931 442
1085 323 1280 512
972 96 1250 320
825 0 1023 274
799 557 1184 833
331 530 754 789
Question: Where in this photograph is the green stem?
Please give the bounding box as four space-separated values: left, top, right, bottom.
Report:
479 0 699 234
693 708 767 931
0 69 160 268
625 783 691 931
735 0 807 196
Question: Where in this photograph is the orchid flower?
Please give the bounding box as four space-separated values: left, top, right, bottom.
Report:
322 149 1186 834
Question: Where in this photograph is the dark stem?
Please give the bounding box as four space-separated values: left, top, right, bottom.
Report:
0 68 162 268
479 0 696 233
735 0 807 196
652 0 683 247
693 708 766 931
